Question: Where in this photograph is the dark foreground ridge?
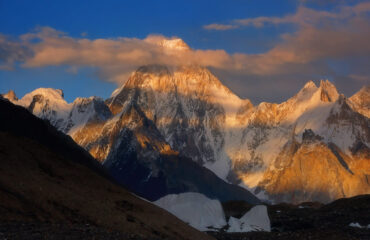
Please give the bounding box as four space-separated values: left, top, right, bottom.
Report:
210 195 370 240
0 98 212 240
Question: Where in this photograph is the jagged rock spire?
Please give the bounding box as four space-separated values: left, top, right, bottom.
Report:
319 80 339 102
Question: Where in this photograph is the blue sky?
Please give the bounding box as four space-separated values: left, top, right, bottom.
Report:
0 0 295 51
0 0 369 103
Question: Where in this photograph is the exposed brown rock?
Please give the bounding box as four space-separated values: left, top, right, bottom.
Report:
259 139 370 204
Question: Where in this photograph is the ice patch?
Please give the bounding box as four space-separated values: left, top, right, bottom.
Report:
227 205 271 232
349 222 370 229
154 192 227 231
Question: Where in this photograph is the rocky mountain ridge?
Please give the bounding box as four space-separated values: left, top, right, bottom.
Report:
3 64 369 204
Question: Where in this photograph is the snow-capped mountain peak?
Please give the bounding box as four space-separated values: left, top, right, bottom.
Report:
290 80 318 104
4 88 112 135
303 80 317 89
108 64 246 118
18 88 66 107
15 88 71 130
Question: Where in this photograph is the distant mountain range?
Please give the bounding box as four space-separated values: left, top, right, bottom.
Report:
3 64 369 204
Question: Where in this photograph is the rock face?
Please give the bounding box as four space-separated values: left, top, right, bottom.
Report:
105 65 249 178
349 86 370 118
4 65 369 204
74 94 261 203
259 134 370 203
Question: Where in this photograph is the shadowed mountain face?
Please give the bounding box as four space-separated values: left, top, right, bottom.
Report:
3 64 370 204
0 98 213 240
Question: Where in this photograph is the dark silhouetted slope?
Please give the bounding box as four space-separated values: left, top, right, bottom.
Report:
0 98 212 240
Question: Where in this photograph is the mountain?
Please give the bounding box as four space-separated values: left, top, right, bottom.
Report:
4 65 369 204
104 66 370 204
349 86 370 118
1 80 260 204
0 97 212 240
72 84 261 203
8 88 112 134
106 65 250 178
252 87 370 203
